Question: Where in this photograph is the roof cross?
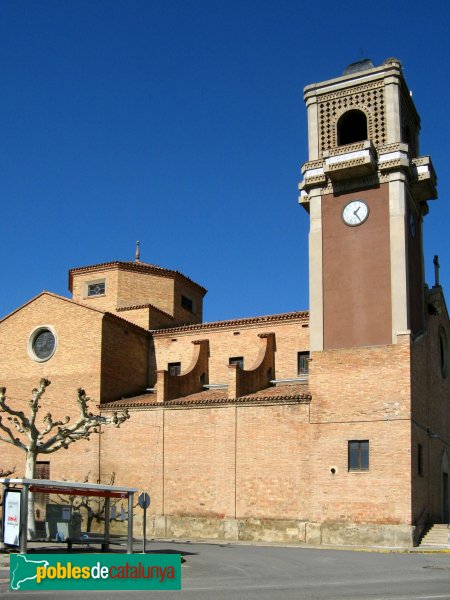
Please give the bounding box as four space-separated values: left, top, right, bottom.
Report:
135 240 141 262
433 254 440 287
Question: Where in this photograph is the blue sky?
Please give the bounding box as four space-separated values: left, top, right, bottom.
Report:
1 0 449 322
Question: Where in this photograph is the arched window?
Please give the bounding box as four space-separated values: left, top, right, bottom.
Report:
337 110 368 146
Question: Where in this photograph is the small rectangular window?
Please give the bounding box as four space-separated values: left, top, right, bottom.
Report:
418 443 423 477
168 362 181 376
35 461 50 479
348 440 369 471
229 357 244 370
297 351 309 375
181 295 193 312
87 281 106 296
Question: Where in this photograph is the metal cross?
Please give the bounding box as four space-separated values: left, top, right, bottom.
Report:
433 254 440 287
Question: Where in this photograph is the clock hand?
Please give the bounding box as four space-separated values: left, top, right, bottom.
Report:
353 207 362 221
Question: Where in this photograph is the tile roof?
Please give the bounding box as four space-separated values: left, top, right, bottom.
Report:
151 311 309 335
99 383 311 411
68 261 207 294
116 303 174 320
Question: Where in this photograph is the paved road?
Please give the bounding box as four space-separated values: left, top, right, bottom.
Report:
1 541 449 599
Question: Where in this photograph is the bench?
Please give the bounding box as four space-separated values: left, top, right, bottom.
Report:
66 536 109 552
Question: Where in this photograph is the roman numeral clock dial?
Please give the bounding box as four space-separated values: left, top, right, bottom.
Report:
342 199 369 226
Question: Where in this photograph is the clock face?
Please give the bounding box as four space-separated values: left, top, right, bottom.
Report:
342 200 369 226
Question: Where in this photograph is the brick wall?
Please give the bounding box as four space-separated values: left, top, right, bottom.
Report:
100 402 310 521
99 408 164 514
116 269 174 314
71 265 205 329
309 337 411 422
100 389 411 527
306 420 411 524
411 290 450 524
71 268 120 314
235 403 310 519
153 316 309 385
100 315 149 403
0 293 104 481
157 340 209 401
163 406 236 518
116 306 151 329
173 279 204 325
1 285 447 540
307 340 413 524
228 333 275 398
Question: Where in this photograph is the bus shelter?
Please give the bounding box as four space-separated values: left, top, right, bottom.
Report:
0 478 137 554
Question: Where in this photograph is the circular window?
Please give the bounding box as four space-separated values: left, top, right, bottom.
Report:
28 327 57 362
439 326 448 379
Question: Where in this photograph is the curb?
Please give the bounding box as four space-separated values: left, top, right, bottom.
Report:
143 537 450 554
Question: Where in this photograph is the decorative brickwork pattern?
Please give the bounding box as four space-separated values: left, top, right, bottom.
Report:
318 81 386 156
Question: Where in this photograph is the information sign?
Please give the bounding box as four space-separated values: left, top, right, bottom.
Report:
3 489 21 546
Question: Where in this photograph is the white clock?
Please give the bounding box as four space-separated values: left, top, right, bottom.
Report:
342 199 369 226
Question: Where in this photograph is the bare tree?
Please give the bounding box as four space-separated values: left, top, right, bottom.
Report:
0 378 129 537
54 472 135 533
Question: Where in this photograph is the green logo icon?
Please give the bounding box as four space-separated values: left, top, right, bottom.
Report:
10 554 181 591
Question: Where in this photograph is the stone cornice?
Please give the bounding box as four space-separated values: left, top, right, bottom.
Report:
150 311 309 336
100 394 311 411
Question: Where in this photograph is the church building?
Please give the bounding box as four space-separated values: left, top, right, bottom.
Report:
0 58 448 547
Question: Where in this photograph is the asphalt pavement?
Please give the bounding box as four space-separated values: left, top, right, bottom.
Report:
1 540 449 599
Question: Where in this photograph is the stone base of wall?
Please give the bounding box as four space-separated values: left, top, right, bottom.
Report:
148 516 415 548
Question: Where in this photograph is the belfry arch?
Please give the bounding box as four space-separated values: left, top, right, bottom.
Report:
337 109 368 146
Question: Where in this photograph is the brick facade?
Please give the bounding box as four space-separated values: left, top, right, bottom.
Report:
0 58 448 548
0 260 448 549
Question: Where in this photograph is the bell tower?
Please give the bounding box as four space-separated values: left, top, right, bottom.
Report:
299 58 437 351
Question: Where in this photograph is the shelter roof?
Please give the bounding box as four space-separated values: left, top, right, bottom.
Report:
0 478 137 495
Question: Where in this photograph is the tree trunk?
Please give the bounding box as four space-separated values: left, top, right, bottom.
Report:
25 450 36 539
87 509 94 533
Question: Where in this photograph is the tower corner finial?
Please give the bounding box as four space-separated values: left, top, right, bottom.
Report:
135 240 141 262
433 255 440 287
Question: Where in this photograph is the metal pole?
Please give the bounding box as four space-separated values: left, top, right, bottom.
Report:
19 485 28 555
127 493 134 554
143 505 147 553
104 497 110 552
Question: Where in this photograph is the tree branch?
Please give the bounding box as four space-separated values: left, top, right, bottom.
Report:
39 390 129 452
29 379 51 429
8 416 26 434
0 380 129 467
0 417 26 450
0 387 28 426
39 412 70 438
